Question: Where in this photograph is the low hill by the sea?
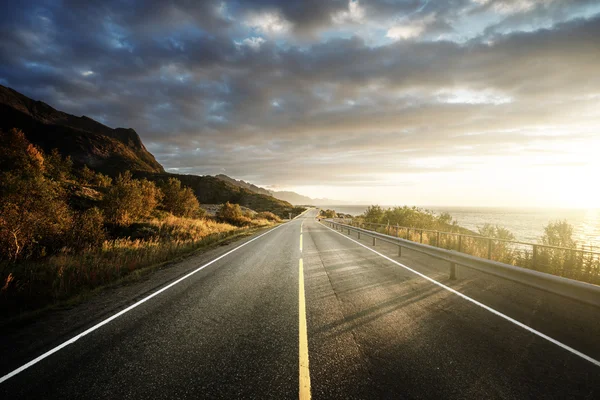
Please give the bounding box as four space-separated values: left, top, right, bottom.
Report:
214 174 348 206
1 85 295 217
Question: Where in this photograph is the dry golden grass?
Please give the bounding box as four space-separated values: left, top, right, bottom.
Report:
1 215 278 317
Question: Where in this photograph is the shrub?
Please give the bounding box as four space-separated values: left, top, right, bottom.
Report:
102 171 163 225
217 202 251 226
79 165 96 185
159 177 202 218
0 130 73 261
541 220 576 248
70 207 106 250
94 172 113 188
255 211 281 222
320 209 337 219
362 205 385 223
46 149 73 181
79 165 113 187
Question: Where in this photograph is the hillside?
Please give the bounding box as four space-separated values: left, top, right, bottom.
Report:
0 85 164 175
215 173 346 206
137 172 295 217
215 174 273 196
1 85 296 217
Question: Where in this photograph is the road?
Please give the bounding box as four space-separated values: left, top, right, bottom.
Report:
1 208 599 399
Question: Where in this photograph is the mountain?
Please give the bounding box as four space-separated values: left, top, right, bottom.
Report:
1 85 296 217
271 191 346 206
136 172 295 217
214 173 347 206
215 174 273 196
0 85 164 175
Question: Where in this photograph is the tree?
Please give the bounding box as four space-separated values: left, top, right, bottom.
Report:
541 220 576 248
363 205 385 223
70 207 106 250
46 149 73 181
102 171 162 224
79 165 96 185
0 129 73 260
159 178 201 218
217 202 250 226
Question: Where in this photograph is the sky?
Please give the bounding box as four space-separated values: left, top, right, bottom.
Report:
1 0 599 208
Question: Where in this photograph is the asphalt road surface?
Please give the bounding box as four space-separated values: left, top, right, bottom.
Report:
1 208 599 399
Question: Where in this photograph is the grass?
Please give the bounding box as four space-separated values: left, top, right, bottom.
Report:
357 222 600 285
0 215 277 320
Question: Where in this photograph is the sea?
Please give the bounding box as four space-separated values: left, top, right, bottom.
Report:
321 205 600 250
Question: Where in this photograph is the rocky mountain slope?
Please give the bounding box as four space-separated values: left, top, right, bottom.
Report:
0 85 164 175
1 85 295 216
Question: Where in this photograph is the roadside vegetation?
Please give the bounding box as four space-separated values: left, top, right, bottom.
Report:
0 128 281 318
325 205 600 285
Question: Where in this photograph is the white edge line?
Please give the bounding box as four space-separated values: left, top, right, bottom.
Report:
0 223 286 384
322 222 600 368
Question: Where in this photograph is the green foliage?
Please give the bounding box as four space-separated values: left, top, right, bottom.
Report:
46 149 73 181
79 165 96 185
320 209 337 219
0 129 73 261
0 128 45 176
478 223 515 240
79 165 113 187
541 220 576 248
363 205 385 223
217 202 251 226
70 207 106 250
159 177 202 218
102 171 163 225
291 206 307 217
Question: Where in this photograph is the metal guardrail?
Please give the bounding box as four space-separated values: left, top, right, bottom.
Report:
335 219 600 286
324 220 600 308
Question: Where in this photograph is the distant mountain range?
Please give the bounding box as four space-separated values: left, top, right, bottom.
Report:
213 174 349 206
0 85 295 216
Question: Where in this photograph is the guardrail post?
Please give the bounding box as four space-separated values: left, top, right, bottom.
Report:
396 224 399 237
373 237 376 246
436 231 440 247
487 239 492 260
458 235 462 252
347 228 350 235
532 245 538 270
420 230 423 243
398 245 402 257
406 228 410 240
449 262 457 280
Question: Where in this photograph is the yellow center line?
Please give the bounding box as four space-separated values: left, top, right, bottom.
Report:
300 222 304 252
298 258 311 400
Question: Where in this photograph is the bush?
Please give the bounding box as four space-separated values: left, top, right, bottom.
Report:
255 211 281 222
102 171 163 225
541 220 576 248
70 207 106 250
159 178 202 218
320 209 337 219
46 149 73 181
362 205 385 223
217 202 251 226
0 130 73 260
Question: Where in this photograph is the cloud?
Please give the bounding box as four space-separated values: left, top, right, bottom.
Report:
0 0 599 202
244 10 292 35
386 14 436 40
332 1 366 24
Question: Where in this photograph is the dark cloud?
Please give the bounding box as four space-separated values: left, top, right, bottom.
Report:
0 0 598 192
